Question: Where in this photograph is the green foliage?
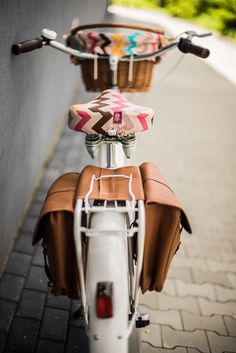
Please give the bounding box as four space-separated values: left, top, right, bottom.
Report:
195 0 236 37
165 0 199 19
112 0 236 39
111 0 159 9
209 7 236 33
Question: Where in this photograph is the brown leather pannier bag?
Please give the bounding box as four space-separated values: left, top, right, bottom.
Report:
139 163 191 292
33 162 191 299
33 172 81 299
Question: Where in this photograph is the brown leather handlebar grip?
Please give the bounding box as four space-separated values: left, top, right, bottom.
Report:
12 38 43 55
178 38 210 59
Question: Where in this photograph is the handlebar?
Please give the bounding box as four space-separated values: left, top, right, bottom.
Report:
11 29 211 60
12 38 44 55
178 38 210 58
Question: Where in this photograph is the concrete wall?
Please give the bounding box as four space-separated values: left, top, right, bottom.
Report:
0 0 108 270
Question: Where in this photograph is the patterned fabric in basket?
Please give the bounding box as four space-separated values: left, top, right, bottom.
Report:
68 89 154 135
67 30 170 58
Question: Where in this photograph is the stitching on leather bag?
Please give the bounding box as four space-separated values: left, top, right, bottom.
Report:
45 187 76 199
144 178 175 195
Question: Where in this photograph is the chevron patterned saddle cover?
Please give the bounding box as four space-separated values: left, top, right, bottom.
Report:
68 89 154 136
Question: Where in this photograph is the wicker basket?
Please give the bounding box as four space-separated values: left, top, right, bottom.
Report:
79 59 155 92
67 23 164 92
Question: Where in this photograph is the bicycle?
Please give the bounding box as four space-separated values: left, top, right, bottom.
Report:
12 22 211 353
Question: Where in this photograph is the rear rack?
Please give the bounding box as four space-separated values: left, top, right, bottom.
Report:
84 173 136 213
74 195 145 335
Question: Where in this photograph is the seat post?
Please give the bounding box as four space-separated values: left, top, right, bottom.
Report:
107 142 113 168
96 140 126 169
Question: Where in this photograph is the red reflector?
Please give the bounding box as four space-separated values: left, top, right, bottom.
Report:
96 295 113 318
96 282 113 318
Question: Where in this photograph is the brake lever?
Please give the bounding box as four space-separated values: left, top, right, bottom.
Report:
185 31 212 39
196 32 212 38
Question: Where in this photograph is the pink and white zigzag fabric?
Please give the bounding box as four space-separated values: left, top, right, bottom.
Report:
68 89 154 136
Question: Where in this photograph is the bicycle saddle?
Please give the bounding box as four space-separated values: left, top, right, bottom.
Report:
68 89 154 136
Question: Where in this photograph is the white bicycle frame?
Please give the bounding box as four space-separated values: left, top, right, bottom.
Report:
12 26 211 353
74 140 146 353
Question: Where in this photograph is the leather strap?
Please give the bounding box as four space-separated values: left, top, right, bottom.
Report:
42 240 53 285
71 22 164 35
